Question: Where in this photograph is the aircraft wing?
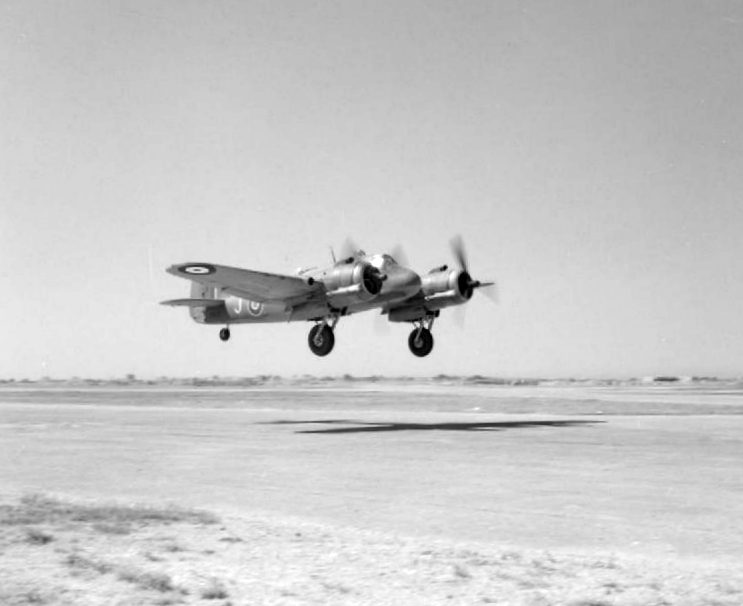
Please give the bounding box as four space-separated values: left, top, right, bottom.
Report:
166 263 323 304
160 298 224 307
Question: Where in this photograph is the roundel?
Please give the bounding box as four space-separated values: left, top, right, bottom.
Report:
247 300 264 316
179 264 216 275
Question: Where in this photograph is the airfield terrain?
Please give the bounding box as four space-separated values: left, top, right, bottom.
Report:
1 381 742 605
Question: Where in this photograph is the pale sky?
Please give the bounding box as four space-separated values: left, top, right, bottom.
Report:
2 1 742 379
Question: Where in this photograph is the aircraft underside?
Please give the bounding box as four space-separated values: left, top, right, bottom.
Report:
193 296 440 357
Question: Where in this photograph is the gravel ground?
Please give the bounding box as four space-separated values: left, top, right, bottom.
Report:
1 495 742 606
1 384 741 604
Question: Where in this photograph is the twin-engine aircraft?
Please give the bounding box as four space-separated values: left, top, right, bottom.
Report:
162 237 494 357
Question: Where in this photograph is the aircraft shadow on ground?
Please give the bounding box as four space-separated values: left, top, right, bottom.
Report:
264 419 602 435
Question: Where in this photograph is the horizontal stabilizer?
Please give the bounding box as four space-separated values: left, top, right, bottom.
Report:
160 298 224 308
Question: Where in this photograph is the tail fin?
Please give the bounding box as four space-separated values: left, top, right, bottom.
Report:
189 283 220 323
191 282 218 299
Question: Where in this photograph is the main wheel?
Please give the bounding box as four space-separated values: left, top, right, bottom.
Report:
219 327 231 342
408 328 434 357
308 324 335 356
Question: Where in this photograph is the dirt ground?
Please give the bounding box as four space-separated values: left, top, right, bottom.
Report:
1 383 742 604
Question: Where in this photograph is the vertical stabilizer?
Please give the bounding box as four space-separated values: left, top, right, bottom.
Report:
189 283 218 322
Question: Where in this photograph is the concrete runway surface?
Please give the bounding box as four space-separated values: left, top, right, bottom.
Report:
1 383 741 565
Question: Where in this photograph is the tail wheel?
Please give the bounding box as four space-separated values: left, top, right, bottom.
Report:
219 327 231 342
308 324 335 356
408 327 434 357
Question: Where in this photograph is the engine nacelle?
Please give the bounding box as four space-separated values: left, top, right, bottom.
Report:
322 260 384 306
421 269 474 302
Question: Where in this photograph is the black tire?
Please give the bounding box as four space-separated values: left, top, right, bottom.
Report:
219 327 231 342
308 324 335 356
408 328 434 357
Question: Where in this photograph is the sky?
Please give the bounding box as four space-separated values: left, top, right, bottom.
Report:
2 0 743 379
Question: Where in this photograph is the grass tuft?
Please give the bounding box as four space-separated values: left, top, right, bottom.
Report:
218 536 243 543
320 581 352 595
2 590 49 604
0 495 219 528
453 564 472 579
201 580 229 600
65 553 113 575
92 522 132 535
118 569 176 592
25 528 54 545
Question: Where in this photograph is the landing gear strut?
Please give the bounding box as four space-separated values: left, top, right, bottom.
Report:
219 327 231 342
308 315 339 357
408 316 435 357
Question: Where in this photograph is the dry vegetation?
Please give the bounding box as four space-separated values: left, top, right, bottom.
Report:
0 495 220 605
1 494 741 605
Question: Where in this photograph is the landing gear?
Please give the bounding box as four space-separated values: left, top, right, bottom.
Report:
308 324 335 356
408 328 433 357
408 316 435 357
219 327 231 342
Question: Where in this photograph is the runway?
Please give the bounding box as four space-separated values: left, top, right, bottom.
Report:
2 383 741 563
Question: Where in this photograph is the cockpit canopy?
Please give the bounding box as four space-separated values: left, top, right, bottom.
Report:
370 253 398 270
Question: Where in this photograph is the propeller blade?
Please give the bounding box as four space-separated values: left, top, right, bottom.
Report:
453 303 466 329
390 244 410 267
479 282 498 303
339 237 362 261
449 234 469 273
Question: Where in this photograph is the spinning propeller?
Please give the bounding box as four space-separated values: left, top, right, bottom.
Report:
450 235 497 302
448 235 497 328
339 237 363 261
390 244 410 268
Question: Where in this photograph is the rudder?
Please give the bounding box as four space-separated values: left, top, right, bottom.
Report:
189 283 221 323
